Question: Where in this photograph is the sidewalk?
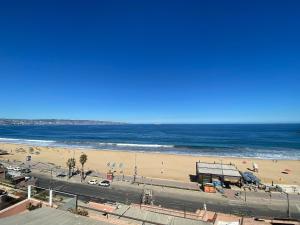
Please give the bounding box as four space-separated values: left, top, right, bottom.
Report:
83 169 200 191
40 163 201 192
34 168 201 193
134 176 200 191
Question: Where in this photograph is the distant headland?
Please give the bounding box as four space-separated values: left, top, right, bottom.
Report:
0 119 126 126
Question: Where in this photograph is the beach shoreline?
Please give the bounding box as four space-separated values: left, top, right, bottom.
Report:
0 142 299 185
1 139 299 161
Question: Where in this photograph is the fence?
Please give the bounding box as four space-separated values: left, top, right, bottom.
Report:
28 185 77 212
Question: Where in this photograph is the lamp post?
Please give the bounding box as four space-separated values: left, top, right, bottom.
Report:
220 159 224 186
284 192 290 219
133 153 137 183
50 168 53 189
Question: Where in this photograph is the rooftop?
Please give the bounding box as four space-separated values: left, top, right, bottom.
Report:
196 162 241 177
113 205 210 225
0 207 112 225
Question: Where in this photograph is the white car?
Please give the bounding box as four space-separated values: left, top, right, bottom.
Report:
99 180 110 187
88 179 98 185
13 167 22 171
7 165 14 170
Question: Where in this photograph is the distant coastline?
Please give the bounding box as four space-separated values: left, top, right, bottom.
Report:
0 118 126 126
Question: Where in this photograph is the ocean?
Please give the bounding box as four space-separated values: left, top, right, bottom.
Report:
0 124 300 160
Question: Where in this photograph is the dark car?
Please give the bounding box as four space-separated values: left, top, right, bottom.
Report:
0 189 7 195
72 169 80 176
22 168 31 173
56 172 67 177
85 170 93 176
99 180 110 187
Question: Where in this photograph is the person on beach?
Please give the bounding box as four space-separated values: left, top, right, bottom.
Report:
253 162 258 172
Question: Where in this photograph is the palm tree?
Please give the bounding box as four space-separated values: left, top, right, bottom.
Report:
80 153 88 182
66 158 76 178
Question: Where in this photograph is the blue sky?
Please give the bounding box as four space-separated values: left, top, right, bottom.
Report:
0 0 299 123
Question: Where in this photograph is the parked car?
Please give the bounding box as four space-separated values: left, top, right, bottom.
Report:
99 180 110 187
56 172 66 177
85 170 93 176
13 167 22 171
0 189 7 195
88 179 98 185
72 169 80 176
22 168 31 173
6 165 14 170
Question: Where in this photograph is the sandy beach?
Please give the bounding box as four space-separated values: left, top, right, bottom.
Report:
0 142 299 185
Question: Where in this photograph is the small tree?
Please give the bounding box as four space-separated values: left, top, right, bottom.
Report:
66 158 76 178
79 153 88 182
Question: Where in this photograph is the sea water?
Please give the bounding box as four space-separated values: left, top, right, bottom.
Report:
0 124 300 159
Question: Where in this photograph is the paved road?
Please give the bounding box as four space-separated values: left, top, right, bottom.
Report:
33 173 300 220
2 159 199 190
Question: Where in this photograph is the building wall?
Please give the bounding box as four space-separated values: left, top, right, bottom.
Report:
198 174 212 184
198 173 241 185
0 199 30 218
223 176 241 183
0 199 46 219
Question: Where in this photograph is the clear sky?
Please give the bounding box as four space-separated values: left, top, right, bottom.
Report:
0 1 299 123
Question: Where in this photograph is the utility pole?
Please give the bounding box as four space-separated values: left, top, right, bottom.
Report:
75 195 78 210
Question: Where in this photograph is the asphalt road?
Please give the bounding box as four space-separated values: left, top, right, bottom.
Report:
32 173 300 220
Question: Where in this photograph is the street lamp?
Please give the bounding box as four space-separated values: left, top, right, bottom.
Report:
283 191 290 219
285 192 290 218
133 153 137 183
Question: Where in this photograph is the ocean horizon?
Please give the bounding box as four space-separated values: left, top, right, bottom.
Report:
0 124 300 160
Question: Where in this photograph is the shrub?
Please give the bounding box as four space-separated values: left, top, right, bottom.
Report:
27 202 42 211
69 208 88 216
34 191 48 201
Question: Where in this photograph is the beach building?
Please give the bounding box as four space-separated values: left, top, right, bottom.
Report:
196 161 242 186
